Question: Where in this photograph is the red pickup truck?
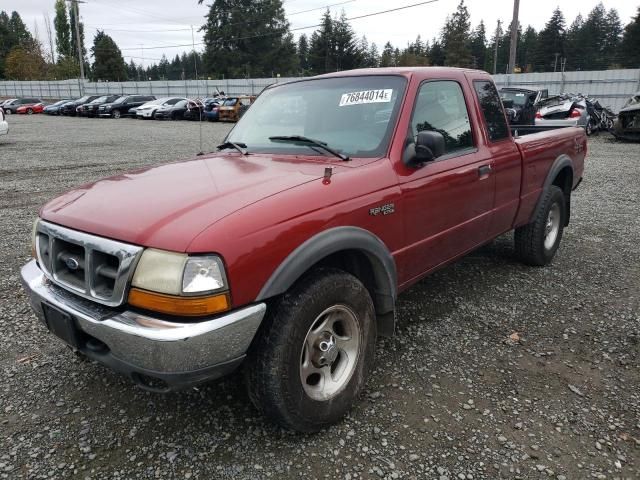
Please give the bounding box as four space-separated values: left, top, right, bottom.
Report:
21 67 586 432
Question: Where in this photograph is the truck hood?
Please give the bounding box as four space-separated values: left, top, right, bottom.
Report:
40 153 342 252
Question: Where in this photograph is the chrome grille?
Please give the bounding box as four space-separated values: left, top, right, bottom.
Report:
35 221 143 307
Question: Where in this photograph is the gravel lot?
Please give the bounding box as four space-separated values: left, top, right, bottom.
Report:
0 114 638 480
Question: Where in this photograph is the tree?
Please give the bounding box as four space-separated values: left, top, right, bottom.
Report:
379 41 396 67
469 21 487 70
54 0 72 59
428 39 445 66
333 11 361 71
91 31 127 81
297 34 310 73
518 26 538 72
308 10 334 74
442 0 472 67
620 7 640 68
69 2 87 64
5 40 47 80
603 8 623 67
531 8 566 71
201 0 297 78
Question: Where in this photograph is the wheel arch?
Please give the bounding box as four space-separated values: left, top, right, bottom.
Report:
256 227 398 337
531 154 573 226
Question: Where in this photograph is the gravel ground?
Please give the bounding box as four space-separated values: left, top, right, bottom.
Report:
0 115 638 480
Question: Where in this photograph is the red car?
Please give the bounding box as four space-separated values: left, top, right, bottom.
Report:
22 67 586 431
17 103 45 114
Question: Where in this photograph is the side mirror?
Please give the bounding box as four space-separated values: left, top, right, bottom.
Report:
404 131 445 167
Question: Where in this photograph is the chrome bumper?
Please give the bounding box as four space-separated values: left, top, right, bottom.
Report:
21 259 266 390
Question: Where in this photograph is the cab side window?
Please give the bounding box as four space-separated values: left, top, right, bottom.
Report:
410 81 473 155
473 80 510 141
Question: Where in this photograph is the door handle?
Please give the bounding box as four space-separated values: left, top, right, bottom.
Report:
478 165 492 177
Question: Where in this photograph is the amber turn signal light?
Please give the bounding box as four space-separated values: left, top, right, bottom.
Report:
128 288 230 316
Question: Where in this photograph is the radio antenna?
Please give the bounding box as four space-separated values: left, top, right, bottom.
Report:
192 25 204 156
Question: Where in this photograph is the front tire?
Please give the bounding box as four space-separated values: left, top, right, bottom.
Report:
245 268 376 432
112 110 121 119
514 185 566 266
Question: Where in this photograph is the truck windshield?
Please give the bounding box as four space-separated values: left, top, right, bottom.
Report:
500 90 529 107
226 75 407 158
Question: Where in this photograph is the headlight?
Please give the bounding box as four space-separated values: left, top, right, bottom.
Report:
129 249 229 316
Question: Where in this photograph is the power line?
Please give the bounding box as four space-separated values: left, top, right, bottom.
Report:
116 0 440 51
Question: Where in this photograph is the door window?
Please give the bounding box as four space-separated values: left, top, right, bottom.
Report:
473 80 510 142
410 81 474 155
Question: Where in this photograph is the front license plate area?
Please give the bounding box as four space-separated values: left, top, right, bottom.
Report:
42 303 82 349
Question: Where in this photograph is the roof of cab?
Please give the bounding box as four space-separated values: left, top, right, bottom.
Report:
315 66 491 79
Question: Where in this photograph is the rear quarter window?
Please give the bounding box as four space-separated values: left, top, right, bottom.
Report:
473 80 510 142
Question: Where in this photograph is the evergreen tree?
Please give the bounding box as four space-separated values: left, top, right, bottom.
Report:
54 0 71 59
333 11 360 70
531 8 566 71
379 41 395 67
368 42 380 68
428 39 446 66
5 38 46 80
442 0 472 67
308 10 334 74
603 9 623 66
518 26 538 72
620 7 640 68
0 11 34 78
69 3 86 63
91 31 127 81
201 0 297 78
297 34 310 73
469 21 487 70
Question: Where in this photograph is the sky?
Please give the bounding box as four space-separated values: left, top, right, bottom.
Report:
6 0 639 68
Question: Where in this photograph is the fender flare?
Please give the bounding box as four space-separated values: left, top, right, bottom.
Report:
529 154 573 224
256 226 397 315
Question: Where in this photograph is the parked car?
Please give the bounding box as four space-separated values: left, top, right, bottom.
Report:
218 96 256 122
43 100 74 115
136 97 186 119
612 91 640 142
1 98 17 109
204 99 222 122
153 99 194 120
535 94 589 133
0 108 7 137
60 96 101 116
3 98 43 114
98 95 156 118
78 95 122 117
16 102 45 115
499 87 547 125
21 67 587 432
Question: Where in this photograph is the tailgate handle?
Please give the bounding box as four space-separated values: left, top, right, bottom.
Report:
478 165 492 177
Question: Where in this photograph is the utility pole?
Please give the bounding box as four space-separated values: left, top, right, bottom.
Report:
507 0 520 73
553 52 559 72
493 20 501 75
68 0 86 91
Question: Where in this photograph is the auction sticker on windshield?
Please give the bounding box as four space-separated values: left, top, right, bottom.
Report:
339 89 393 107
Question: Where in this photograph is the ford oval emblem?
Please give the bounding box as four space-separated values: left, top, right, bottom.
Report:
65 257 80 271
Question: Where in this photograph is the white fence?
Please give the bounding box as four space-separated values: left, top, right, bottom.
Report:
494 69 640 113
1 69 639 113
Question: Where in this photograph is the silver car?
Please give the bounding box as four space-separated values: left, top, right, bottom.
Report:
535 95 590 134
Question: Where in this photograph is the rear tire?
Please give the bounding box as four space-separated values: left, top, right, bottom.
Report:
245 268 376 432
27 108 33 115
514 185 566 266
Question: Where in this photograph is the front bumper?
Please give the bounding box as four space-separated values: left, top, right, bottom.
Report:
21 259 266 391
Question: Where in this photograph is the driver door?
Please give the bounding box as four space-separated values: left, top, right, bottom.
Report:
395 80 496 283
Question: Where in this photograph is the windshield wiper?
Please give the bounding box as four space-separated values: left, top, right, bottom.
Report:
217 141 248 155
268 135 350 161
